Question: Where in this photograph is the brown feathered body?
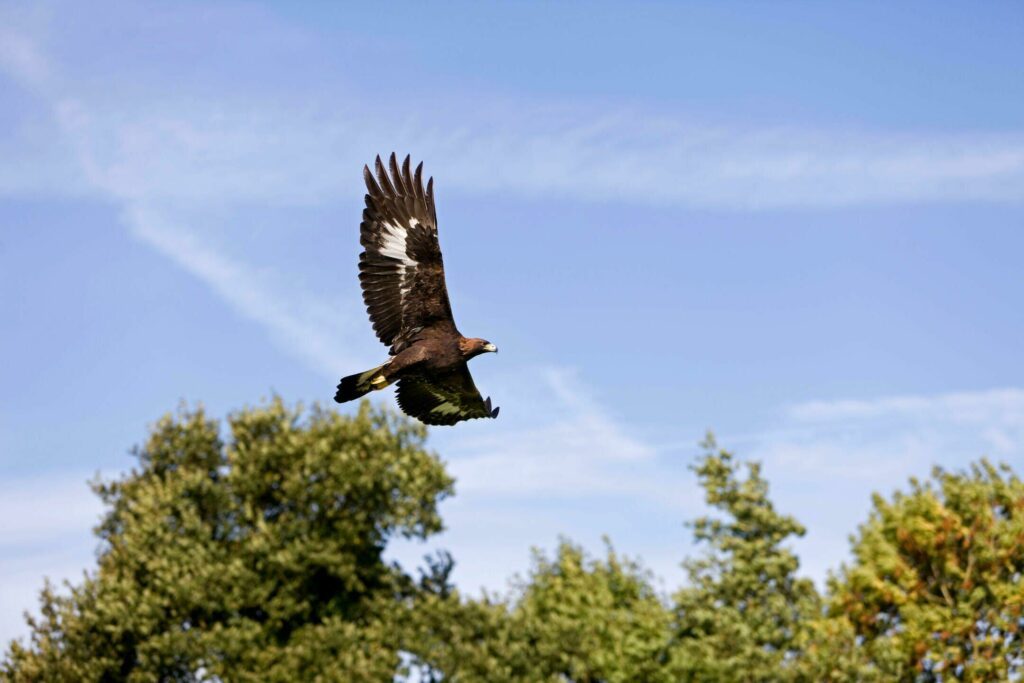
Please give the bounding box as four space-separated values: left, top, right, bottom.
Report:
334 154 499 426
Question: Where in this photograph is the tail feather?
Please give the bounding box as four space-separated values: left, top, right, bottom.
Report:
334 364 389 403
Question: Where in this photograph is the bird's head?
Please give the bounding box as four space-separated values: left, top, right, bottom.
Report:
461 337 498 359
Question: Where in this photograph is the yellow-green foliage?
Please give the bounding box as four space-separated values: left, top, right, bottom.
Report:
827 460 1024 681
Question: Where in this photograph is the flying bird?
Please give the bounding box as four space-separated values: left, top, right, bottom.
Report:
334 154 500 425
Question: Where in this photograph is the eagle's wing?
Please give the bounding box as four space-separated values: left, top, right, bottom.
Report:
396 364 500 426
359 153 454 354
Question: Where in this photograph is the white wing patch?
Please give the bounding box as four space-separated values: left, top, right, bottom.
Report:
378 221 416 265
378 220 419 301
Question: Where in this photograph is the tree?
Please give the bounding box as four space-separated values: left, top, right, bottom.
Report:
408 540 674 683
11 396 1023 682
510 540 673 682
3 399 453 682
669 435 821 681
827 459 1024 681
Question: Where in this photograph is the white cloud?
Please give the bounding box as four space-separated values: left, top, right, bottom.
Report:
739 386 1024 584
0 475 102 548
788 387 1024 426
34 95 1024 210
0 16 50 92
0 473 101 647
0 31 47 90
2 13 1023 211
431 118 1024 209
764 387 1024 478
383 366 696 597
434 368 701 509
123 207 372 379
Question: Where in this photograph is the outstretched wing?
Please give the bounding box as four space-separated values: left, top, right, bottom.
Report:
359 153 455 354
396 365 500 426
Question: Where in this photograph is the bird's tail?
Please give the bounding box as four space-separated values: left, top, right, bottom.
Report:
334 363 391 403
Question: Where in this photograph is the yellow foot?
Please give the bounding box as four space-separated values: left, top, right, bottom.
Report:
371 375 389 388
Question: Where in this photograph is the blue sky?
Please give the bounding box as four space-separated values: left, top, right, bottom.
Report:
2 0 1024 644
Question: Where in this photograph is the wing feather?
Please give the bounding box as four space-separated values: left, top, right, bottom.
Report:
396 365 499 426
390 153 408 196
358 153 454 353
413 161 425 202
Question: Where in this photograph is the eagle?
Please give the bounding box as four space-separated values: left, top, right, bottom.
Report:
333 153 500 426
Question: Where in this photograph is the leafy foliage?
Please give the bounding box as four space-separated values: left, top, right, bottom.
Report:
669 436 821 681
510 540 673 682
407 541 674 682
3 399 452 682
827 460 1024 681
5 401 1024 682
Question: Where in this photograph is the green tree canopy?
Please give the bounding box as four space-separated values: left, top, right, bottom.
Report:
669 436 821 681
827 459 1024 681
411 540 674 683
3 399 453 682
510 540 673 682
7 400 1024 683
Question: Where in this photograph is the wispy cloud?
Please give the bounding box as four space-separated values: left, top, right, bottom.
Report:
124 207 370 379
429 116 1024 209
3 11 1024 211
389 367 695 595
737 386 1024 583
0 5 51 93
0 473 102 646
644 387 1024 583
0 30 47 91
32 95 1024 210
440 368 693 504
0 475 102 548
788 387 1024 426
760 386 1024 479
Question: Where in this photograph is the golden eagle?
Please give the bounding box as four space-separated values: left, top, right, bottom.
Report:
334 154 500 425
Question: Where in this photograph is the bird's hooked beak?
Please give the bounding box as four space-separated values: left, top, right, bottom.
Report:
483 343 498 353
